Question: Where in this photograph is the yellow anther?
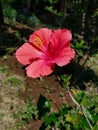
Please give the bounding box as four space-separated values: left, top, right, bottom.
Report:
33 36 43 48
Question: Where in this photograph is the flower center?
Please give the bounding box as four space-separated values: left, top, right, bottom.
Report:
32 36 44 48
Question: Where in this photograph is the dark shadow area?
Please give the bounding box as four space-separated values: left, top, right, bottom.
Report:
0 23 33 56
71 64 98 89
35 10 58 27
55 60 98 90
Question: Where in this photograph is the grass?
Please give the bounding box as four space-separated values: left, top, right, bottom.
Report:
0 112 5 117
0 65 9 74
0 64 26 130
3 75 24 88
12 96 38 129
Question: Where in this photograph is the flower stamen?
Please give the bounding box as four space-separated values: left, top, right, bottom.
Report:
33 36 44 48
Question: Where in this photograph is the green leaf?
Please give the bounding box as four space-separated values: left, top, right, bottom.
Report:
60 75 72 88
85 109 94 123
44 112 58 126
59 105 69 116
60 75 72 82
92 124 98 130
79 116 90 129
74 91 85 103
75 40 85 49
93 114 98 123
65 124 71 130
37 95 51 118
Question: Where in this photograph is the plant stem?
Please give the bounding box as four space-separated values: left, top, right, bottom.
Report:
39 76 43 81
81 105 93 130
67 88 93 130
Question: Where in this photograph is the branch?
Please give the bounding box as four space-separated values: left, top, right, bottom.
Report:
67 88 93 130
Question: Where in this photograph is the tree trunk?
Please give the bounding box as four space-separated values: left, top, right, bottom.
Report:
61 0 67 13
0 0 4 26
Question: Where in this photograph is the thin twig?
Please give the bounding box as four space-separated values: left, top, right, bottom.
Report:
67 88 93 130
67 88 80 108
39 76 43 81
81 105 93 129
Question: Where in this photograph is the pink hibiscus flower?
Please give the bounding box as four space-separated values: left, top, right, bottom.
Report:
15 28 75 78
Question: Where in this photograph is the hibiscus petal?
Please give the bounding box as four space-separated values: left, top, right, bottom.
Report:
51 29 72 49
54 47 75 66
15 43 43 65
29 28 52 46
26 60 54 78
